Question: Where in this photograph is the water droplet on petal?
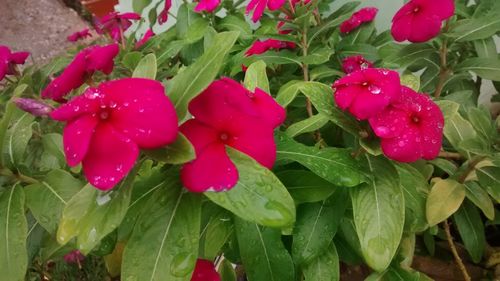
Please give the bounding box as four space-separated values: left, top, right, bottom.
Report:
368 85 381 94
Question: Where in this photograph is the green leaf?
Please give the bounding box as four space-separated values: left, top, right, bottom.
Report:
426 179 465 226
0 184 27 281
25 169 84 233
205 148 296 227
143 133 195 164
310 66 344 81
466 107 496 143
219 15 252 40
449 18 500 42
168 31 239 120
242 50 302 66
243 60 270 93
350 156 404 272
122 171 201 281
286 114 329 138
476 166 500 203
276 170 337 203
383 44 435 68
186 18 210 43
474 38 498 58
276 80 302 107
302 243 340 281
401 73 421 92
464 181 495 220
338 44 379 61
57 172 136 254
132 53 157 79
122 52 143 70
396 164 429 233
132 0 149 13
292 189 348 264
340 22 375 45
156 40 186 66
235 218 295 281
41 133 65 168
453 200 486 263
176 3 202 38
301 48 333 65
308 12 351 45
2 110 35 169
199 204 233 260
276 132 364 187
219 258 236 281
443 113 477 159
455 58 500 81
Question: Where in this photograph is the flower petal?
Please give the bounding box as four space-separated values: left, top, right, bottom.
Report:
50 88 101 121
86 44 119 75
63 114 99 166
380 127 422 163
180 119 219 154
10 51 30 64
41 52 87 101
194 0 221 12
82 123 139 190
251 87 286 128
191 259 221 281
181 143 238 192
99 78 178 148
368 107 408 138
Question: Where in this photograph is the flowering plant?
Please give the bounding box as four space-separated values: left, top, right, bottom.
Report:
1 0 500 280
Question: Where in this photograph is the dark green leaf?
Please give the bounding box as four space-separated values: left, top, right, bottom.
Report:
476 166 500 202
302 243 340 281
455 58 500 81
453 200 486 263
144 133 195 164
276 170 337 203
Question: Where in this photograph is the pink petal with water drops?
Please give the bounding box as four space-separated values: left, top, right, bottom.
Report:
50 88 102 121
368 107 407 138
100 78 178 148
63 114 99 166
250 88 286 129
82 123 139 190
181 143 238 192
180 119 219 154
41 52 88 101
380 127 422 163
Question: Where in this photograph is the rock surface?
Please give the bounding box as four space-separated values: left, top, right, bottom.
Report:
0 0 89 63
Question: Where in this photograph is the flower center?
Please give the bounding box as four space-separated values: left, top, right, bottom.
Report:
411 114 420 124
413 6 420 13
361 82 369 86
99 109 110 120
219 132 230 142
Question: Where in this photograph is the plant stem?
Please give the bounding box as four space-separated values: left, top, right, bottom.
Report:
434 21 451 98
438 151 463 160
443 220 471 281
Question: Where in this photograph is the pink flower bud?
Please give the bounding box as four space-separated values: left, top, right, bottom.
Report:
13 98 52 117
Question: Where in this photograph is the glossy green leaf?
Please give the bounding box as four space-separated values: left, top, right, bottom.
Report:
143 133 195 164
2 110 35 169
455 58 500 81
235 218 295 281
450 18 500 42
176 3 202 38
292 189 348 264
199 204 233 260
286 114 329 138
168 31 239 120
276 132 364 187
122 51 142 71
426 179 465 226
453 200 486 263
186 18 210 43
0 185 27 281
301 48 333 65
276 170 337 203
443 113 477 159
219 258 236 281
25 169 83 233
122 171 201 281
474 38 498 58
132 53 157 79
219 15 252 40
464 181 495 220
302 243 340 281
396 164 429 232
350 156 404 272
338 44 379 61
57 172 136 254
307 12 351 45
41 133 65 168
276 80 302 107
383 44 435 68
476 166 500 202
156 40 186 66
205 148 296 227
243 60 270 93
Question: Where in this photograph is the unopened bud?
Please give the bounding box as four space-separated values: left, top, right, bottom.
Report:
13 98 52 117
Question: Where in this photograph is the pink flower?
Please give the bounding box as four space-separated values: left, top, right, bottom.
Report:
158 0 172 24
333 68 401 120
64 250 85 264
340 7 378 34
42 44 119 102
13 98 53 117
50 78 178 190
67 28 92 42
391 0 454 43
369 86 444 162
0 45 30 80
135 29 155 49
246 0 286 23
194 0 221 13
342 55 374 74
245 39 295 56
180 78 285 192
94 12 141 41
191 259 220 281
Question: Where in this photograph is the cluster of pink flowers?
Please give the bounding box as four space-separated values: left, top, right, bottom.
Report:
333 68 444 162
0 45 29 81
181 78 285 192
342 55 373 74
340 7 378 34
391 0 454 42
94 12 141 42
67 28 92 43
42 44 119 102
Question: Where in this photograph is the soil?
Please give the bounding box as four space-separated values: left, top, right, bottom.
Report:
0 0 89 63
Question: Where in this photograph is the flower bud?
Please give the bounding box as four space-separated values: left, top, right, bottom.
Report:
13 98 52 117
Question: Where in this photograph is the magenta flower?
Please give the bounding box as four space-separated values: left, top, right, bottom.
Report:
194 0 221 13
67 28 92 42
333 68 401 120
245 39 295 56
158 0 172 24
246 0 286 23
369 86 444 162
191 259 220 281
42 44 119 102
50 78 178 190
64 250 85 264
342 55 374 74
94 12 141 41
14 98 53 117
135 29 155 49
340 7 378 34
180 78 285 192
391 0 454 43
0 45 30 81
